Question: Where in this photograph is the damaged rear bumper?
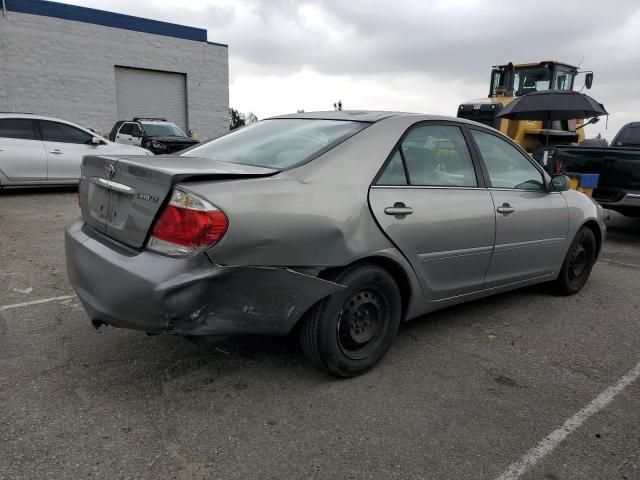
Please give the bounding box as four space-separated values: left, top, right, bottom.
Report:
65 219 344 336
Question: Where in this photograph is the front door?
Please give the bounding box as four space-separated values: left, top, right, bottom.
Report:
0 118 47 181
39 120 97 181
469 128 568 285
115 122 135 145
369 123 496 301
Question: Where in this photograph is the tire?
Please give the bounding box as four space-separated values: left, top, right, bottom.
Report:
299 264 402 377
552 227 597 295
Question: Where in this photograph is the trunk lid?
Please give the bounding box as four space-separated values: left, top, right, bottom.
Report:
79 155 277 248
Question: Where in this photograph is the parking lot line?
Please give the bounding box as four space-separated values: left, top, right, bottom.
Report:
0 295 76 312
494 360 640 480
600 259 640 270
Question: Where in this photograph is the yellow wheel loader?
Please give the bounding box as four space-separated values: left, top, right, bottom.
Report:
457 61 594 153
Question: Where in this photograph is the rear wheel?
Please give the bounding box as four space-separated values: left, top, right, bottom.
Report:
552 227 597 295
299 264 402 377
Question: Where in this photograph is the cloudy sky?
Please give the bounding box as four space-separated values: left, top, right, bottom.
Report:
59 0 640 139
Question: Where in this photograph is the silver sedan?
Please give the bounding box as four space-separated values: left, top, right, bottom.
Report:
0 113 151 187
65 111 606 377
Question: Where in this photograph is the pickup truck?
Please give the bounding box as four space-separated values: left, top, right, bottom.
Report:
550 145 640 217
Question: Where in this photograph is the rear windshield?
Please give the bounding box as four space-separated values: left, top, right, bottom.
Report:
181 119 368 169
615 126 640 147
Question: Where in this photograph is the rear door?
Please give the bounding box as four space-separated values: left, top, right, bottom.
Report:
369 122 496 301
0 118 47 181
469 128 568 285
39 120 97 181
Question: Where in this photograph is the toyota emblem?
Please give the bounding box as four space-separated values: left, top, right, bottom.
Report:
105 162 116 179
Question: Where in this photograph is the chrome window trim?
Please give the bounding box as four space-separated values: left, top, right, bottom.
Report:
370 185 487 191
488 187 556 193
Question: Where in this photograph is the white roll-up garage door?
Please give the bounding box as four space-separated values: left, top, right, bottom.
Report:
115 66 188 131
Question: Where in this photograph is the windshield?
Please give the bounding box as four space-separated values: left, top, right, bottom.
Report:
181 119 368 169
513 67 552 96
141 122 186 137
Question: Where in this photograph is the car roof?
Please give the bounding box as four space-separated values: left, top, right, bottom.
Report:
0 112 106 138
268 110 489 127
0 112 71 122
270 111 410 123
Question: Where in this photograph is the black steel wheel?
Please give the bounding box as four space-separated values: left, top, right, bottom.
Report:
552 227 597 295
299 264 402 377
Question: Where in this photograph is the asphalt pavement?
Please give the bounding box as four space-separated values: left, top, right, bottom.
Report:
1 189 638 480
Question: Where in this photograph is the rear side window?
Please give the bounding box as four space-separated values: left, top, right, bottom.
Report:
182 119 368 169
39 121 93 144
377 124 477 187
471 129 544 191
377 150 408 185
0 119 38 140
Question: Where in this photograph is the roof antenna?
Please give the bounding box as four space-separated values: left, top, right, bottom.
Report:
576 56 584 69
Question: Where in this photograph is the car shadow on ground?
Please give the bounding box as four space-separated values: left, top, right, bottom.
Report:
604 210 640 243
0 185 77 196
76 283 547 397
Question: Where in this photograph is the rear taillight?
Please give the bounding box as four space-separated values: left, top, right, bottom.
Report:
147 189 228 257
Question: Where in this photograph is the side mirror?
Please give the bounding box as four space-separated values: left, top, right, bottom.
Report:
90 136 103 146
585 72 593 89
550 174 571 192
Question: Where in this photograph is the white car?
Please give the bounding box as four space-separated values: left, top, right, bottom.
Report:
0 113 152 187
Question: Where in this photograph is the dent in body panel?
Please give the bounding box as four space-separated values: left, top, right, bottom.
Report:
155 264 346 336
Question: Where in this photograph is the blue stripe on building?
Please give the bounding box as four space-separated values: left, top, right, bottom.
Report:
5 0 228 46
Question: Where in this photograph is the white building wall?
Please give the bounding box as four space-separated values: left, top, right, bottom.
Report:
0 11 229 138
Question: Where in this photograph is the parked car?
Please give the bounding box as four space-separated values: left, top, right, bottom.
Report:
66 111 606 377
109 117 199 154
0 113 151 187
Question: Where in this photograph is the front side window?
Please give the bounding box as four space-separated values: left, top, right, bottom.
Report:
119 123 133 135
130 124 142 137
0 119 38 140
555 71 574 91
399 125 477 187
471 129 545 191
40 121 93 144
182 119 368 169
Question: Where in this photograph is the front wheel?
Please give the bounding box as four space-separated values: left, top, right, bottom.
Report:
299 264 402 377
552 227 597 295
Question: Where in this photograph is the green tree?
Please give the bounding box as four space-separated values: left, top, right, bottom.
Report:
229 108 245 130
230 108 259 130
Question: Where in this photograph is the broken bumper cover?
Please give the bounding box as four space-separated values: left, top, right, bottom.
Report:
65 219 343 336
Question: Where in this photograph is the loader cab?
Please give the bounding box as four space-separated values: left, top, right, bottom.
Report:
489 61 579 98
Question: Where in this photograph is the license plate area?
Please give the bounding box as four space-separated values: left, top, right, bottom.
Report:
107 189 134 230
87 178 110 224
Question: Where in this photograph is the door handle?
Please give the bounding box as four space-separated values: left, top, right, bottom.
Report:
384 202 413 217
49 149 62 155
496 203 515 214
